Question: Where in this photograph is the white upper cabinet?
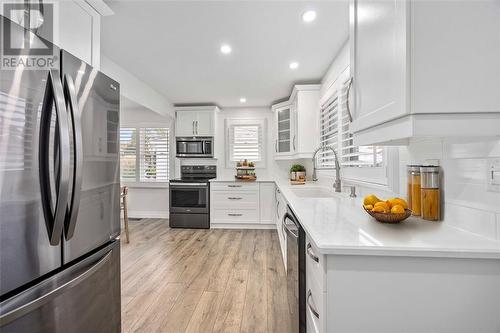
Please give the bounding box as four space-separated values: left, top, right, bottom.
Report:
272 85 320 160
175 106 218 137
350 0 408 131
274 103 295 156
35 0 103 67
195 111 215 136
349 0 500 145
175 111 198 137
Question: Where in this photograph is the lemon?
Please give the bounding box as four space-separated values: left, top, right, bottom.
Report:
363 194 381 207
372 205 387 213
364 204 373 210
389 198 408 210
374 201 389 211
391 205 405 214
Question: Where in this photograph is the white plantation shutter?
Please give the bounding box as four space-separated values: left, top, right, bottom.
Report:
229 125 262 162
339 78 383 168
318 94 339 168
140 128 169 181
120 128 137 181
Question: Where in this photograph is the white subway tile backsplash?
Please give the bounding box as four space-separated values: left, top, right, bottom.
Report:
442 204 497 239
496 214 500 240
442 158 486 185
444 183 500 213
443 137 500 159
497 214 500 240
401 137 500 240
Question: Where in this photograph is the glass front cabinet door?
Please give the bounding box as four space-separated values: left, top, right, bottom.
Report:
274 103 296 156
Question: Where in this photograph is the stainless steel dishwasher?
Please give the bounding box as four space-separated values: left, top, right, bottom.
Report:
283 205 306 333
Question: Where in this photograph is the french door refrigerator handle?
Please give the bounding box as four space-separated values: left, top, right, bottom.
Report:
0 251 112 326
39 69 71 246
63 74 83 240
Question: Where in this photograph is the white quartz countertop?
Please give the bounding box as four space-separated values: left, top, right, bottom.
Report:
209 178 500 258
209 178 275 183
274 180 500 258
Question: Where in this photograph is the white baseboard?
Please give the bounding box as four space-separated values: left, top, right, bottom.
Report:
128 210 169 219
211 223 277 230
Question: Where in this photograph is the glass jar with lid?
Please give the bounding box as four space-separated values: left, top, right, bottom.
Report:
407 165 422 216
420 166 441 221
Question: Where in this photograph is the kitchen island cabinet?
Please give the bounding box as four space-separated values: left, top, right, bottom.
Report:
272 181 500 333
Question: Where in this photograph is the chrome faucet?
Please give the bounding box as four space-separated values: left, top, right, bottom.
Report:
312 145 341 192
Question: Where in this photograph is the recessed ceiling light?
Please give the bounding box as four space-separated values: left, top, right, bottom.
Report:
239 97 247 103
302 10 317 23
220 44 232 54
289 62 299 70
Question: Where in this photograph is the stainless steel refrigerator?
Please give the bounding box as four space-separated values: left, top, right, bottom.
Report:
0 16 121 332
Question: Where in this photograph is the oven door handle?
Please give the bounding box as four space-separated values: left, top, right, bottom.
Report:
170 182 208 186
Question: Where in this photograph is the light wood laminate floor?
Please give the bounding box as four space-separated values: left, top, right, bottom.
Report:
120 218 292 333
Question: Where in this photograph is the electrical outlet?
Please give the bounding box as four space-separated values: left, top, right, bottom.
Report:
486 158 500 193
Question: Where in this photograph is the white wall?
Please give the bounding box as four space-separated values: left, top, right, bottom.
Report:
101 55 175 117
318 39 500 240
121 106 174 219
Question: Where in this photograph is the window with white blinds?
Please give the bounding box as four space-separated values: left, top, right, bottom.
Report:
120 128 137 181
229 124 263 162
318 95 339 168
339 78 383 168
119 127 170 183
318 76 383 169
139 128 169 182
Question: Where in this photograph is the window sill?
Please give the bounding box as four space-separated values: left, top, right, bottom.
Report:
121 182 170 189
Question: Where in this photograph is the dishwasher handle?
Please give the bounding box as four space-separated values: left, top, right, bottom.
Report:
283 213 299 239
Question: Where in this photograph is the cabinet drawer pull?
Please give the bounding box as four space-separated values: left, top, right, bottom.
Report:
227 185 242 188
307 290 320 319
228 213 243 217
227 197 242 200
307 243 319 263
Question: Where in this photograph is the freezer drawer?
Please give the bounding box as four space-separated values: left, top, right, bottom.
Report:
0 241 121 333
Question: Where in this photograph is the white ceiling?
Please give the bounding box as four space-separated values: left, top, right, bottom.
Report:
101 1 349 108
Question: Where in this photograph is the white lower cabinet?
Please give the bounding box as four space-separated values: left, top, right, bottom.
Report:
275 187 287 270
212 208 259 223
306 237 326 333
259 183 275 224
210 182 276 227
304 247 500 332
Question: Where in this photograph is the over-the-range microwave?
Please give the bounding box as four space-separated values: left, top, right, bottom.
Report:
176 136 213 158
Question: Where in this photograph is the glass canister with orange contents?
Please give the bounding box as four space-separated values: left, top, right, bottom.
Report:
408 165 422 216
420 166 441 221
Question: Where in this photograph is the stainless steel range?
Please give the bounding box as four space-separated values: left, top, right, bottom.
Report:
169 165 216 229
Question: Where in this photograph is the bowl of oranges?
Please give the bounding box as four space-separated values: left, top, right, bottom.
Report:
363 195 411 223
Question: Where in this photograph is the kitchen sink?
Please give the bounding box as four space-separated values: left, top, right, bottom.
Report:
290 187 333 198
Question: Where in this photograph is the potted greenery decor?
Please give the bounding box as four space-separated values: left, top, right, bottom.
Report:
290 164 306 181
